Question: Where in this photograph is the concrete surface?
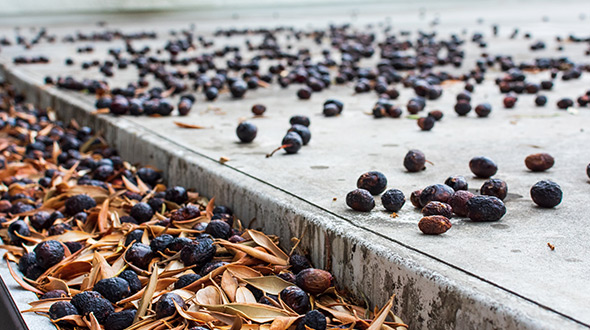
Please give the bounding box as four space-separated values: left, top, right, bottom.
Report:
1 1 590 329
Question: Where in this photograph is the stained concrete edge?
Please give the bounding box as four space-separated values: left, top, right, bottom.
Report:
0 62 585 330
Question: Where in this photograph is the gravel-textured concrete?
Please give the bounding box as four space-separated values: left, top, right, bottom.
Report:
1 1 590 329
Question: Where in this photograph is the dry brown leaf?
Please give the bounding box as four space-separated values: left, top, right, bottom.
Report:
269 316 301 330
221 270 238 302
4 258 43 294
205 197 215 219
54 314 87 326
235 286 257 303
173 121 208 129
200 303 293 323
196 285 223 305
135 265 159 322
367 295 396 330
241 276 293 295
246 230 289 261
220 242 289 266
88 312 101 330
97 199 110 233
122 175 141 193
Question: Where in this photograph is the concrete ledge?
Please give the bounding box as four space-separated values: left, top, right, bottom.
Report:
1 62 586 330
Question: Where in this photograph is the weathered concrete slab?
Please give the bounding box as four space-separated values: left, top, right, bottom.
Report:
1 1 590 329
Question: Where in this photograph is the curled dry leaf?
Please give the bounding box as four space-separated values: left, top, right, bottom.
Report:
173 121 208 129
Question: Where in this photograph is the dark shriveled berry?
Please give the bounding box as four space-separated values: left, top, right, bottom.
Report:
290 115 310 127
130 202 154 223
410 190 423 208
381 189 405 212
418 216 452 235
65 194 96 215
295 268 333 295
289 254 311 274
422 201 453 218
19 252 36 273
296 310 327 330
150 234 174 253
356 171 387 195
467 196 506 222
49 301 78 323
71 291 114 324
104 309 136 330
525 153 554 172
530 180 562 208
475 103 492 117
205 220 231 239
251 104 266 116
480 179 508 200
419 184 454 207
94 277 130 303
280 286 311 314
404 149 426 172
41 290 68 299
34 240 65 269
8 219 31 244
417 116 435 131
165 186 188 205
469 156 498 178
449 190 474 217
445 175 468 191
180 239 216 268
345 189 375 212
155 293 185 319
174 273 201 289
125 243 154 269
454 100 472 116
119 270 141 293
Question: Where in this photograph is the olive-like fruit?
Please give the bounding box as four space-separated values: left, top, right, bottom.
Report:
280 286 311 314
295 268 333 295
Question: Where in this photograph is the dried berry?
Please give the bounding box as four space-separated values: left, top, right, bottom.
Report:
410 189 423 208
125 242 154 269
356 171 387 195
94 277 131 303
165 186 188 204
104 309 136 330
150 234 175 253
65 241 83 254
205 219 231 239
503 95 517 108
30 211 53 231
119 270 142 294
170 205 201 221
480 179 508 200
200 260 229 276
49 301 78 323
297 87 312 100
535 95 547 106
125 229 144 246
155 292 186 318
167 236 193 251
180 239 216 268
454 100 472 116
381 189 405 212
289 254 311 274
404 149 426 172
71 291 114 324
18 252 36 273
428 110 443 121
557 98 574 109
174 273 201 289
417 116 435 131
418 216 452 235
419 184 454 207
444 175 468 191
236 122 257 143
474 103 492 117
130 202 154 223
280 286 311 314
41 289 68 299
288 124 311 145
345 189 375 212
295 268 333 295
449 190 475 217
525 153 554 172
469 156 498 178
137 167 161 186
8 219 31 244
289 115 311 127
530 180 562 208
282 132 303 154
467 195 506 221
296 310 327 330
422 201 453 218
34 240 65 269
324 99 344 113
65 194 96 215
251 104 266 116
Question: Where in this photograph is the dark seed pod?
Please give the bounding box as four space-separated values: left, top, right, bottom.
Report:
155 293 185 319
345 189 375 212
530 180 562 208
356 171 387 195
94 277 131 303
410 190 423 208
279 286 311 314
71 291 114 324
467 195 506 221
421 201 453 218
381 189 405 212
34 240 65 269
295 268 333 295
119 270 142 293
104 309 136 330
480 179 508 200
418 216 452 235
469 156 498 178
449 190 475 217
444 176 468 191
49 301 78 324
174 273 201 289
404 150 426 172
296 310 327 330
125 243 154 269
180 239 216 268
525 153 554 172
419 184 454 207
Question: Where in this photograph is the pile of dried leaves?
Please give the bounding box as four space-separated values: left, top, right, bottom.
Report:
0 82 407 330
